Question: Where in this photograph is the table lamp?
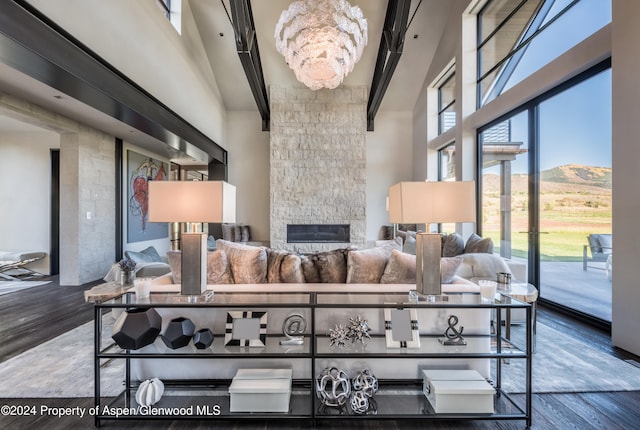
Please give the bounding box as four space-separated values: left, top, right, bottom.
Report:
388 181 475 296
148 180 236 295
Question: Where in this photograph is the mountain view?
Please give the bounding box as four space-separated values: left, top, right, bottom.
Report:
482 164 611 260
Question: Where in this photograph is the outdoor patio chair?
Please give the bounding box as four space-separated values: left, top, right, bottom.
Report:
583 234 612 271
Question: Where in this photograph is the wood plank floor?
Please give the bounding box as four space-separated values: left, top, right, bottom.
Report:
1 276 639 429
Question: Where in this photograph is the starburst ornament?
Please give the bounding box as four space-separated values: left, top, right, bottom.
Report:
329 323 349 347
347 315 371 343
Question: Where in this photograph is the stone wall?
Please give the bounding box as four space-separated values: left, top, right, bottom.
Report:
270 86 367 252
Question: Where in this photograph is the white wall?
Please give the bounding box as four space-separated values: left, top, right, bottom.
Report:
27 0 227 148
226 111 270 243
0 130 59 275
366 110 413 244
611 1 640 356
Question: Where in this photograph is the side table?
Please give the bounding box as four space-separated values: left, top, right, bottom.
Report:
499 282 538 351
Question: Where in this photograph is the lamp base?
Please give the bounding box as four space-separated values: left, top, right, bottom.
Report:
180 233 207 295
415 233 442 296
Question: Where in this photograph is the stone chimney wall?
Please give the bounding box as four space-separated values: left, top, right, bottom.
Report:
269 85 367 252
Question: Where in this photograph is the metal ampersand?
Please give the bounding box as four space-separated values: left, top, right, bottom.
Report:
441 314 467 346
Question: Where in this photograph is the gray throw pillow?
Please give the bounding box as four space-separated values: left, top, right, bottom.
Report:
442 233 465 257
216 239 267 283
380 249 416 284
441 256 463 284
221 223 235 242
125 246 162 264
346 245 394 283
464 233 494 254
403 235 417 255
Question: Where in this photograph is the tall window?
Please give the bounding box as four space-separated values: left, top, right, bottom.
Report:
438 143 456 182
477 0 611 106
156 0 182 34
438 70 456 134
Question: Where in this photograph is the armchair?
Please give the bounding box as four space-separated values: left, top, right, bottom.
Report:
583 234 612 271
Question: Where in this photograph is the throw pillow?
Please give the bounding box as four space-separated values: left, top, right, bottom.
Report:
300 255 321 283
403 235 417 255
125 246 162 264
216 239 267 283
346 245 394 283
598 234 612 254
379 225 394 240
233 225 244 242
380 250 416 284
455 253 511 280
221 223 235 242
280 253 305 283
207 235 217 251
206 250 234 284
442 233 465 257
241 225 251 242
267 249 287 283
167 250 182 284
464 233 494 254
166 250 234 284
314 248 350 283
441 256 463 284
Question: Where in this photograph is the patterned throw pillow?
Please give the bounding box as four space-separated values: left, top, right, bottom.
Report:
440 256 463 284
442 233 465 257
380 249 416 284
216 239 267 283
346 245 395 283
125 246 162 264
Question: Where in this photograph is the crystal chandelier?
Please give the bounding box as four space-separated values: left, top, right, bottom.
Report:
274 0 368 90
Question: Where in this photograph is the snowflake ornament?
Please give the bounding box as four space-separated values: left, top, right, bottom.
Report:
329 324 349 347
347 315 371 343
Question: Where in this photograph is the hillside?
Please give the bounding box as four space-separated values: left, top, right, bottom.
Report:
483 164 612 192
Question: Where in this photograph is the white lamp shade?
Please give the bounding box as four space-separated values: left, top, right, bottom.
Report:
388 181 475 224
148 181 236 223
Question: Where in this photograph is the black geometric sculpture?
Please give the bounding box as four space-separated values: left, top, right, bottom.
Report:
192 328 214 349
161 317 196 349
112 307 162 350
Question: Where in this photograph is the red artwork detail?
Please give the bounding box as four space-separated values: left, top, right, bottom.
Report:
129 158 166 234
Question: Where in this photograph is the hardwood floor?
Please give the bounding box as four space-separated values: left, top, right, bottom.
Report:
1 277 639 429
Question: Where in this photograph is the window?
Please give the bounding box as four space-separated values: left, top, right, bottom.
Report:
438 143 456 182
437 69 456 134
477 0 611 106
156 0 182 34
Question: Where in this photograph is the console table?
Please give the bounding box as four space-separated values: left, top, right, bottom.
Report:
93 289 532 427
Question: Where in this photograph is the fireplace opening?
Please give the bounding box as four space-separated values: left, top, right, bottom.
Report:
287 224 350 243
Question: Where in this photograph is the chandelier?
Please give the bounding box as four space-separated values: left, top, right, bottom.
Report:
274 0 368 90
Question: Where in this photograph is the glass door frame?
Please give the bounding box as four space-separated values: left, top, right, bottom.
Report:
476 58 612 330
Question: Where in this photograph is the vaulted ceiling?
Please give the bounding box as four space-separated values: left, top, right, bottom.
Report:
0 0 459 163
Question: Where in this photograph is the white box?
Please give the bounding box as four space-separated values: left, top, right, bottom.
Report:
229 369 292 413
422 369 495 414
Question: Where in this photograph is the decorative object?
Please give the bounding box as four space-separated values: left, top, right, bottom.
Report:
384 306 420 348
225 311 268 347
479 280 498 302
148 180 236 295
328 323 349 348
422 369 495 414
135 378 164 407
126 150 168 243
118 257 136 286
496 271 512 290
352 368 378 398
439 314 467 346
160 317 196 349
133 277 152 299
346 315 371 344
111 307 162 350
349 390 369 414
280 312 306 346
388 181 475 296
274 0 368 90
229 368 293 413
316 367 350 407
192 328 214 349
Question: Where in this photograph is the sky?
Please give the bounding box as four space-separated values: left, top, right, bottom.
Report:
484 0 612 175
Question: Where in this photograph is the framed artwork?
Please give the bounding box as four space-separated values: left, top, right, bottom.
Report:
126 150 169 243
225 311 268 347
384 306 420 348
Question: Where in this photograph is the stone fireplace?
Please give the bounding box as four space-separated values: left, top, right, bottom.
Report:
270 85 367 252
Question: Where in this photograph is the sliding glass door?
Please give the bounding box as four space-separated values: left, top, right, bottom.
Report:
479 64 612 323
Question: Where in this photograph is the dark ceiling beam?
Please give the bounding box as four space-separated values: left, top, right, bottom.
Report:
229 0 270 131
0 0 226 163
367 0 411 131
